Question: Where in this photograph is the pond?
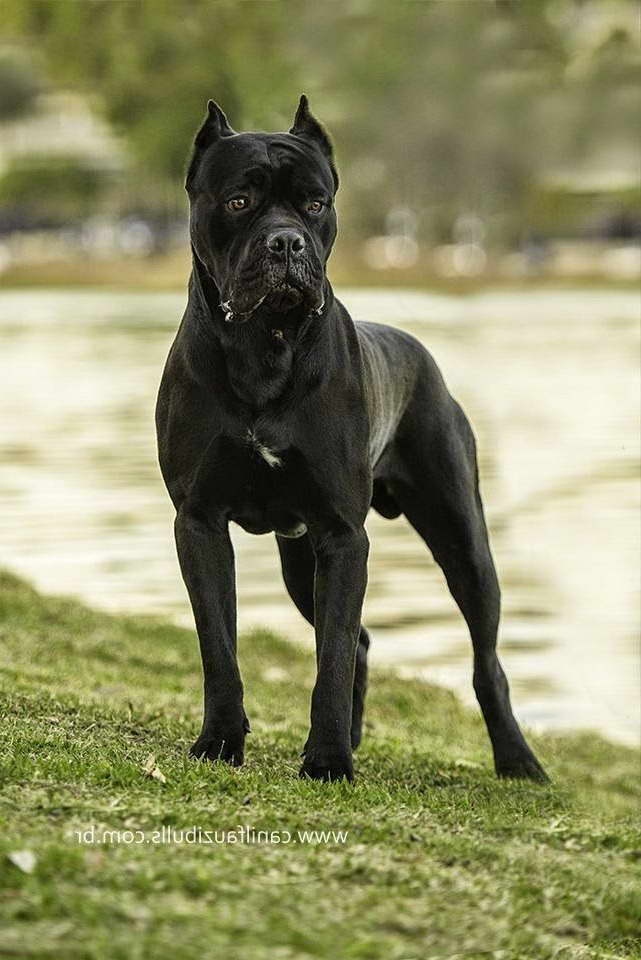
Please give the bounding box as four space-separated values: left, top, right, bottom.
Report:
0 286 638 744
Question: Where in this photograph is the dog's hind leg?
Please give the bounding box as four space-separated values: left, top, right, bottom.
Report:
392 398 548 781
276 533 370 750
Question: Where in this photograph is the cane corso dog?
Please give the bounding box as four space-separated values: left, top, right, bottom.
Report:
155 95 547 783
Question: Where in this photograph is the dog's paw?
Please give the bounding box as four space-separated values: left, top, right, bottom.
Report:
299 750 354 783
496 750 549 783
190 728 246 767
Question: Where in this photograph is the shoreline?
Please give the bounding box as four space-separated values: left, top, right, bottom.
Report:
1 252 638 294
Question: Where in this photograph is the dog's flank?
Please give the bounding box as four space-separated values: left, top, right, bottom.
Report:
155 95 548 784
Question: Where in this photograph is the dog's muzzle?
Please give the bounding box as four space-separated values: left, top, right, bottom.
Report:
221 227 324 324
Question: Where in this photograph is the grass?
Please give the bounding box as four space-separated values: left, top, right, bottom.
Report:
0 569 639 960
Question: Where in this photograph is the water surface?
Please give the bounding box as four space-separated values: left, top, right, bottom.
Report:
0 287 638 743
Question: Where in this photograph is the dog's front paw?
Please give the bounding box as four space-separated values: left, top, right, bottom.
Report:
299 746 354 783
190 716 249 767
495 748 549 783
190 732 245 766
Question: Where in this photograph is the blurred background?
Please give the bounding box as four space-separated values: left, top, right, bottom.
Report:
0 0 639 743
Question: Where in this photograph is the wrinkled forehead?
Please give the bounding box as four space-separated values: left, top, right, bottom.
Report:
198 132 336 196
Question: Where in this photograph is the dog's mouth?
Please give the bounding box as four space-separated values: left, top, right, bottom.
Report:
263 281 305 312
221 278 323 325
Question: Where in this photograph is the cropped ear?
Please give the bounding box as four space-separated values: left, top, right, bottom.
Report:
186 100 236 189
289 94 333 160
194 100 236 150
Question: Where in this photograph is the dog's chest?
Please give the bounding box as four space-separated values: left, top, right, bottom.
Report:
224 328 295 407
245 428 283 468
207 423 308 539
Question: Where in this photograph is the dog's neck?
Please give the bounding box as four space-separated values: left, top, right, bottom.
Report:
187 252 333 410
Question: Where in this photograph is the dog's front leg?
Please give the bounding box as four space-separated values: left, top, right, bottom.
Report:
174 507 248 765
301 526 369 782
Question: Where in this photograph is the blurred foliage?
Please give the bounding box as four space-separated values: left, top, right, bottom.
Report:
526 185 641 237
0 47 40 120
0 153 110 219
2 0 640 242
3 0 298 182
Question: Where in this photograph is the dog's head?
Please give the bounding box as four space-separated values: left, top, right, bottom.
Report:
186 95 338 324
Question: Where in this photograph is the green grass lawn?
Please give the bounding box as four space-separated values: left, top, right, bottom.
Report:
0 569 639 960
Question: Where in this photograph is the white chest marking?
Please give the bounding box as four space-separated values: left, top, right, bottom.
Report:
247 430 282 468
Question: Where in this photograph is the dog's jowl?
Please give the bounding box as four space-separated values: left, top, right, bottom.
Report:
155 95 547 783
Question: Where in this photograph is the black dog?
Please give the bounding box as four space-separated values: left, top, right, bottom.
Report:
156 96 547 783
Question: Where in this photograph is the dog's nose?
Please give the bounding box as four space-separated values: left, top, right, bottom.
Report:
266 229 306 258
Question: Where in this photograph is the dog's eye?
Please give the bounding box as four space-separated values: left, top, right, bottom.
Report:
227 196 249 212
306 200 324 215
